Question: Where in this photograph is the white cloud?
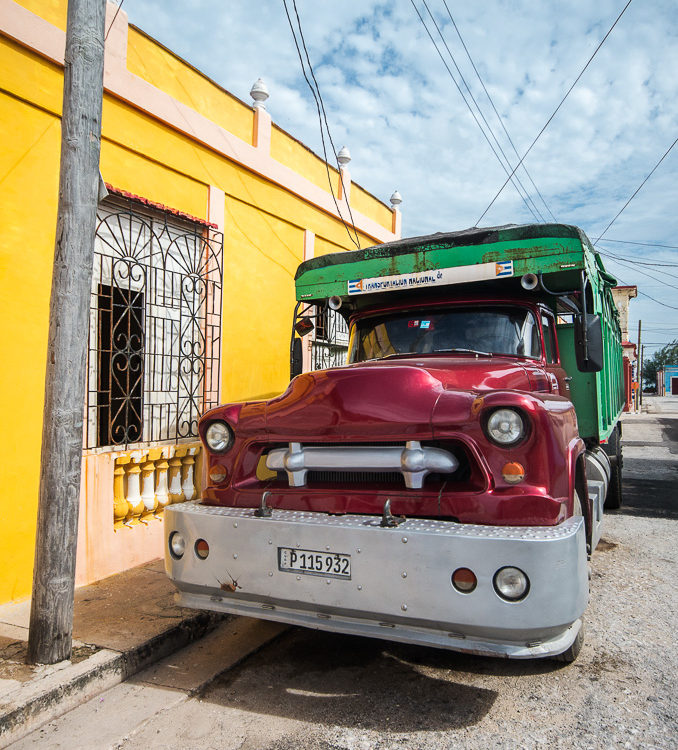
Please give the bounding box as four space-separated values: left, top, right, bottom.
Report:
122 0 678 344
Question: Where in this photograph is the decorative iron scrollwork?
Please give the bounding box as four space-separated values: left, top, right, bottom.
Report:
87 198 223 448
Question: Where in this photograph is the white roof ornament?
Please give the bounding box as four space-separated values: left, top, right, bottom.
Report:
337 146 351 166
250 78 269 110
390 190 402 207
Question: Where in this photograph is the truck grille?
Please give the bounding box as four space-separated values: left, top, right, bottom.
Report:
265 440 462 490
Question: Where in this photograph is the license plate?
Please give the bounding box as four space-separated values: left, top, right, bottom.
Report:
278 547 351 579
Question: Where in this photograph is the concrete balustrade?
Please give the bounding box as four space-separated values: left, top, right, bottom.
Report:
113 443 201 529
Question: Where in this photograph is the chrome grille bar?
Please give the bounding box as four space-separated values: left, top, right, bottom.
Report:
265 440 458 489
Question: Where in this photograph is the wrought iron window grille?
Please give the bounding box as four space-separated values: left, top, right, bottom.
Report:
87 196 223 449
311 304 349 371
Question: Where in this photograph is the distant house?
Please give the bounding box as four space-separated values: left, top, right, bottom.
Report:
658 366 678 396
0 0 400 604
611 285 638 411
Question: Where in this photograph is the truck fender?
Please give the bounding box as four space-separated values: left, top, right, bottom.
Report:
570 442 592 553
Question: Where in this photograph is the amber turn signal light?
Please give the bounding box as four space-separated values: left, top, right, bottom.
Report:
452 567 477 593
195 539 209 560
502 462 525 484
209 464 228 483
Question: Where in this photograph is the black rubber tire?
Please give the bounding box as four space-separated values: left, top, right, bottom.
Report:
605 456 623 509
602 424 623 510
553 621 585 663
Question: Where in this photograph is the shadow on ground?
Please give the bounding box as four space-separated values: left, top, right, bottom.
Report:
612 474 678 520
658 418 678 453
199 628 570 732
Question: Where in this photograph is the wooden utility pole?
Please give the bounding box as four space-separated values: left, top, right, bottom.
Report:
27 0 107 665
637 320 642 412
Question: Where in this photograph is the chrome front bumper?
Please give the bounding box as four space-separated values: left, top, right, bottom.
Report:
165 503 588 659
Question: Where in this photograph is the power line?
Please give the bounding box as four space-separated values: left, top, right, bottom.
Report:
602 254 678 291
592 136 678 244
289 0 362 247
420 0 548 223
600 238 678 250
282 0 361 249
410 0 545 223
476 0 634 225
105 0 124 40
441 0 557 223
597 249 678 271
612 273 678 311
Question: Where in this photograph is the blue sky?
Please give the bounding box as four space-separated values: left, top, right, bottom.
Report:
120 0 677 353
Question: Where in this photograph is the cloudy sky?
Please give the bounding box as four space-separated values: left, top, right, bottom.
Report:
121 0 677 353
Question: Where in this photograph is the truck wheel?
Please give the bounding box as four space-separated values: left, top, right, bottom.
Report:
553 621 585 663
604 457 623 509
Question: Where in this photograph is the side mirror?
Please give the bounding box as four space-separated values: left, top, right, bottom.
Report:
294 316 315 336
290 337 303 379
574 313 604 372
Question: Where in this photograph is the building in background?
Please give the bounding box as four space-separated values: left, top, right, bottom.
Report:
611 285 638 411
657 365 678 396
0 0 400 604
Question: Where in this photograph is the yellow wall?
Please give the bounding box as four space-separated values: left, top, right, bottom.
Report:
126 27 254 147
0 0 395 603
0 92 60 601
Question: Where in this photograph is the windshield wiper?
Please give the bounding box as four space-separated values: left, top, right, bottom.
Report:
436 348 493 357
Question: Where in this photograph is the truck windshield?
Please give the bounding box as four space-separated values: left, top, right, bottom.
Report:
348 306 542 362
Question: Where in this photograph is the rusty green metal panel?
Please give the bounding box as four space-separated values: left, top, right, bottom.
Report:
295 224 592 302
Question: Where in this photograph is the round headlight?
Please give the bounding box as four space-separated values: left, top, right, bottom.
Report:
169 531 186 559
205 421 234 452
486 408 525 446
493 566 529 601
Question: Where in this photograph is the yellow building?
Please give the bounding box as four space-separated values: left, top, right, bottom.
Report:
0 0 400 604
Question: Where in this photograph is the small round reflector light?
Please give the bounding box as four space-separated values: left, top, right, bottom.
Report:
195 539 209 560
493 566 529 601
502 462 525 484
209 464 228 483
169 531 185 559
452 567 477 593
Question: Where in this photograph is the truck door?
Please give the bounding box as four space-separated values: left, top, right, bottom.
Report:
542 311 571 398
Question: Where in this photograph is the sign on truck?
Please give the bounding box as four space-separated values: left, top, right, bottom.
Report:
165 223 624 662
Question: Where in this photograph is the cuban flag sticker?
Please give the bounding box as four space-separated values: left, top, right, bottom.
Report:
495 260 513 277
348 279 363 294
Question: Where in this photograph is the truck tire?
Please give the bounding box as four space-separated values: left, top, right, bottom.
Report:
605 457 623 509
604 425 623 510
553 621 585 663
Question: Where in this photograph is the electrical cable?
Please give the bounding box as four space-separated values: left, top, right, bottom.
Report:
476 0 634 226
592 136 678 244
441 0 558 223
410 0 544 223
611 279 678 311
597 249 678 270
419 0 547 223
597 238 678 250
105 0 124 40
290 0 361 247
281 0 361 249
601 254 678 291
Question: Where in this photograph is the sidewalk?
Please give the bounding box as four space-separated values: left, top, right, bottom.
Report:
0 560 225 747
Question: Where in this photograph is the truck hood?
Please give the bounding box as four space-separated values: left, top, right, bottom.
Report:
347 355 535 392
262 356 534 440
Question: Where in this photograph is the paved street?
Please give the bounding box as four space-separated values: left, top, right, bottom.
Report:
11 398 678 750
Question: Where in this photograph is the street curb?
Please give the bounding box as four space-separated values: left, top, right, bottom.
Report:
0 611 224 748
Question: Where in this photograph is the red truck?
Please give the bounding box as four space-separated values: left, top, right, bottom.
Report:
165 224 624 662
